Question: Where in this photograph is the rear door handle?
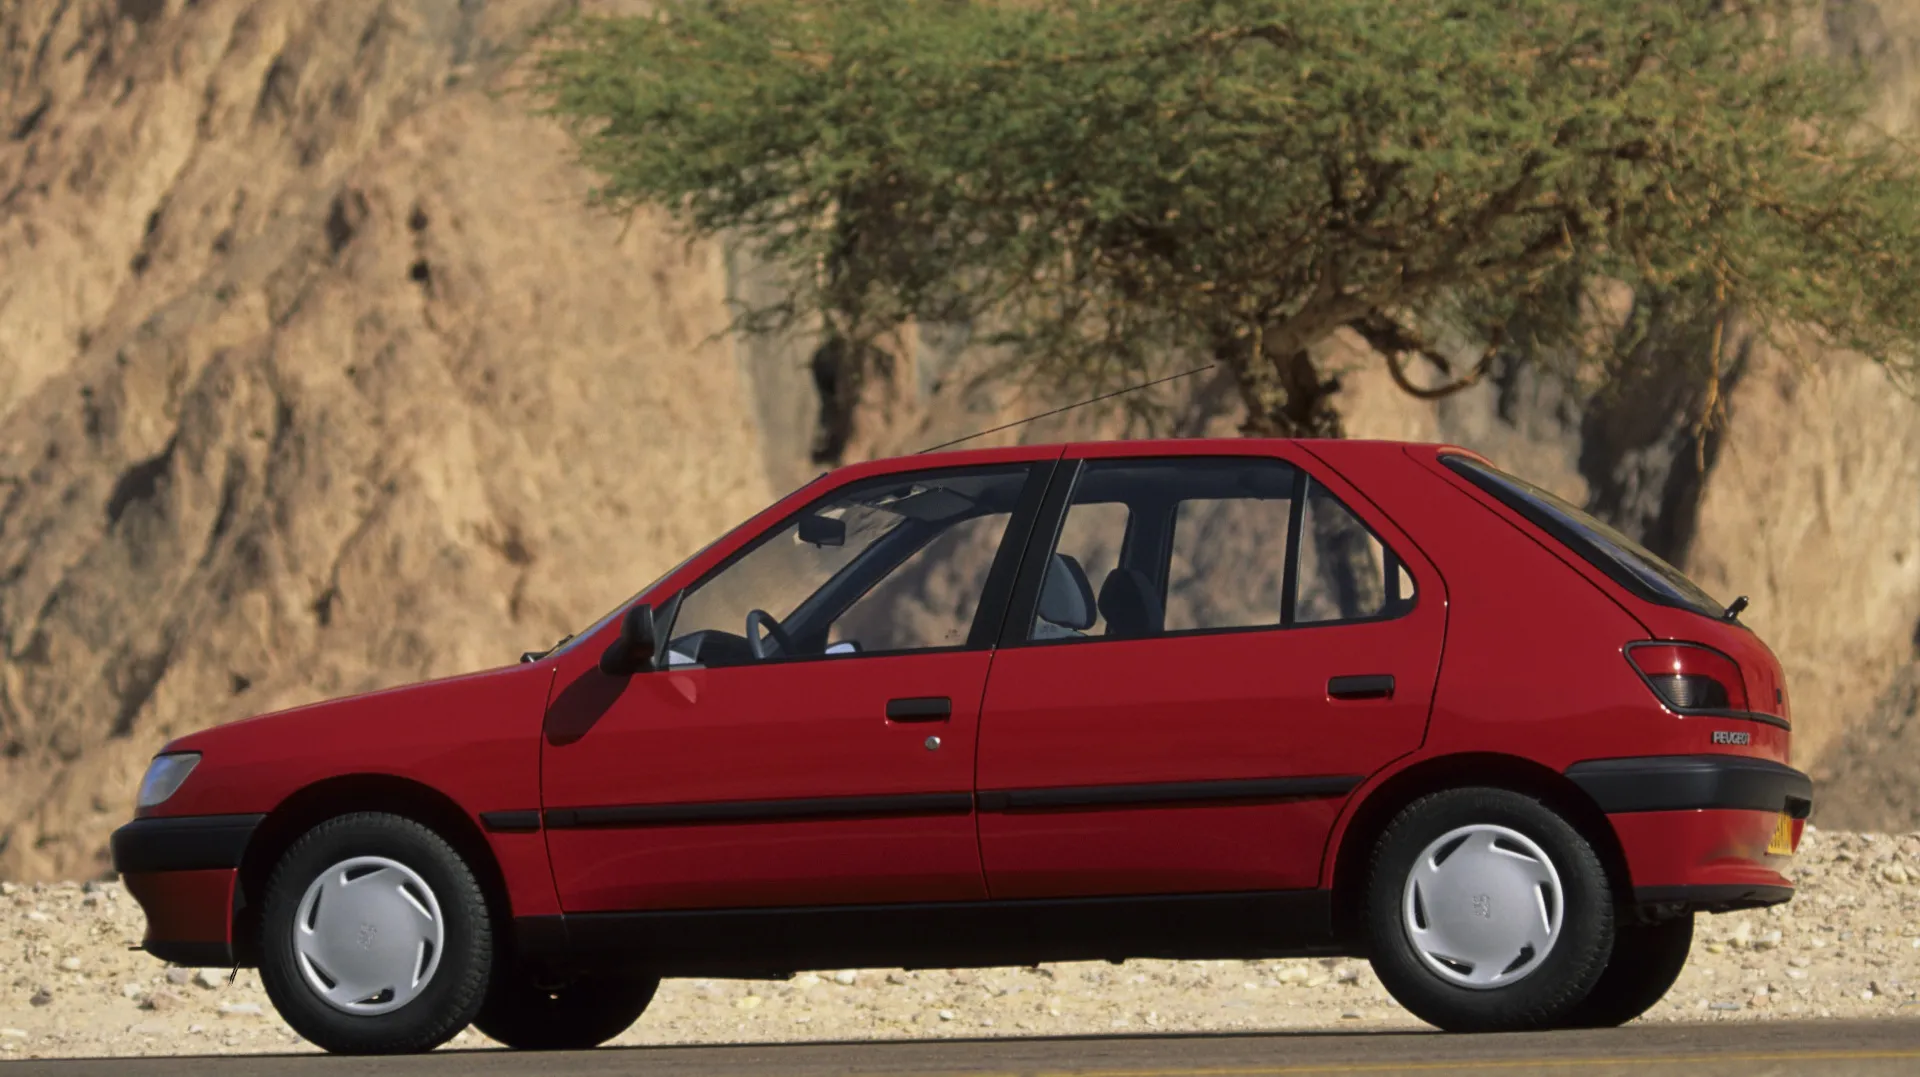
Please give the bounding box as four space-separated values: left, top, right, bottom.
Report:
886 697 952 722
1328 674 1394 701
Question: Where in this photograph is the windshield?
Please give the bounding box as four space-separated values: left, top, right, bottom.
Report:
1442 455 1724 619
537 474 834 662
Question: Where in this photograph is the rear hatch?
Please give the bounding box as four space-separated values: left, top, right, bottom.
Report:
1430 451 1792 733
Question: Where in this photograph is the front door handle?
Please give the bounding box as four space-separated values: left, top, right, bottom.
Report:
1328 674 1395 701
886 696 952 722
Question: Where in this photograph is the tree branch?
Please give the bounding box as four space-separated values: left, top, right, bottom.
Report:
1353 311 1509 400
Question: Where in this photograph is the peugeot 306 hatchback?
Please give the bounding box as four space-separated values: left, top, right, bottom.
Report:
112 439 1810 1054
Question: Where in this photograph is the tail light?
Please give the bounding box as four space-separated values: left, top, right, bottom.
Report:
1626 643 1748 713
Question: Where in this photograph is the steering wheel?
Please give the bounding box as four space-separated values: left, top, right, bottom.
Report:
745 609 797 661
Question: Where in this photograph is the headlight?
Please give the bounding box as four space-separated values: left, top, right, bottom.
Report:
136 753 201 810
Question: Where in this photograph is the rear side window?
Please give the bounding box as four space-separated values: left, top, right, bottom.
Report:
1165 494 1294 632
1296 481 1415 624
1441 455 1723 618
1024 456 1416 644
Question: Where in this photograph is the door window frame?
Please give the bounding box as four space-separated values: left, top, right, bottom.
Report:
998 453 1421 650
653 460 1062 667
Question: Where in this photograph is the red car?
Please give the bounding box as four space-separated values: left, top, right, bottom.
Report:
112 439 1809 1054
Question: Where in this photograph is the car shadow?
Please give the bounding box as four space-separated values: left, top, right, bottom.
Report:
29 1027 1441 1065
42 1019 1920 1065
588 1027 1439 1052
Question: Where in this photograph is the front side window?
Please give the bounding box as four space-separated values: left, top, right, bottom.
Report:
665 466 1031 667
1026 456 1414 644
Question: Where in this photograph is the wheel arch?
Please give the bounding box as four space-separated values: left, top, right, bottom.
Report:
1328 752 1632 944
233 773 513 967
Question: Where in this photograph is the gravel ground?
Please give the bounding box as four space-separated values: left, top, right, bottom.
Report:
4 825 1918 1059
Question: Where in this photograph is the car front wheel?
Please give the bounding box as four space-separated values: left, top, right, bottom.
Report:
1364 788 1615 1032
257 813 493 1054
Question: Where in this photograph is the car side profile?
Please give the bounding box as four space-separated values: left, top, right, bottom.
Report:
111 438 1811 1054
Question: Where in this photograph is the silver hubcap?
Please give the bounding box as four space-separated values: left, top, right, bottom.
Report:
293 856 445 1015
1403 824 1564 989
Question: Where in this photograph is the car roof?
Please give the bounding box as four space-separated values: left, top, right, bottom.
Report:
827 437 1470 483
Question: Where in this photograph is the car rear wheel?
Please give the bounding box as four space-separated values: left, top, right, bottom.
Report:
1364 788 1615 1032
258 813 493 1054
475 967 660 1050
1564 914 1693 1027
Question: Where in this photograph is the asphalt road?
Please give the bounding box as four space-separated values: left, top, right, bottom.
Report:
11 1019 1920 1076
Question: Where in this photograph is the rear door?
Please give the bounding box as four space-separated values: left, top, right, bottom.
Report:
974 443 1446 899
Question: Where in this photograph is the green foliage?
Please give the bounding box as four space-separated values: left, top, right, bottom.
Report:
531 0 1920 435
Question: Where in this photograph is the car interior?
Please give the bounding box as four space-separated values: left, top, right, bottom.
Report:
1031 458 1302 640
658 456 1409 667
661 469 1030 666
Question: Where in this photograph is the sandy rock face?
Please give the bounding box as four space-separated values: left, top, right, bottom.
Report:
1687 340 1920 771
0 0 772 880
1 828 1917 1058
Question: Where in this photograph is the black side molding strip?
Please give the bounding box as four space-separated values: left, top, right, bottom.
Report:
479 811 542 833
545 792 974 830
111 814 267 874
976 776 1362 813
1566 755 1813 817
540 775 1366 832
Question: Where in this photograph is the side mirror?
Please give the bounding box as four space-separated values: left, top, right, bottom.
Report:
797 513 846 548
598 602 658 677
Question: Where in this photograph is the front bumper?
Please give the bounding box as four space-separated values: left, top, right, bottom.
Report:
111 814 264 968
1566 755 1811 914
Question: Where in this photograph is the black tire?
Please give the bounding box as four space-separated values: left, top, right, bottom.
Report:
1564 914 1693 1027
475 967 659 1050
257 813 494 1054
1364 787 1615 1032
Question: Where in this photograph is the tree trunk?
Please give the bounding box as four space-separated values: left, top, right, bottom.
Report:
807 333 892 465
1218 332 1345 438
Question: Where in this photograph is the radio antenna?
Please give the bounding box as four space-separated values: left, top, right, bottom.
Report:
915 362 1217 455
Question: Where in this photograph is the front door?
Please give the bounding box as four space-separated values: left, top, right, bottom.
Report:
541 461 1051 913
975 446 1446 899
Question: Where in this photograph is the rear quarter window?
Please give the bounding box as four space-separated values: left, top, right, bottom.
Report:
1440 455 1725 620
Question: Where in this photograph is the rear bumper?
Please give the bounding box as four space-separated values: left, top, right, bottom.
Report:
111 814 263 968
1565 755 1812 818
1566 755 1810 914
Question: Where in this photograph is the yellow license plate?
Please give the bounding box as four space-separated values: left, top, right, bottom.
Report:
1767 812 1796 856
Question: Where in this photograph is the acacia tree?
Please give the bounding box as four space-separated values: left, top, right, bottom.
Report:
530 0 1920 438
